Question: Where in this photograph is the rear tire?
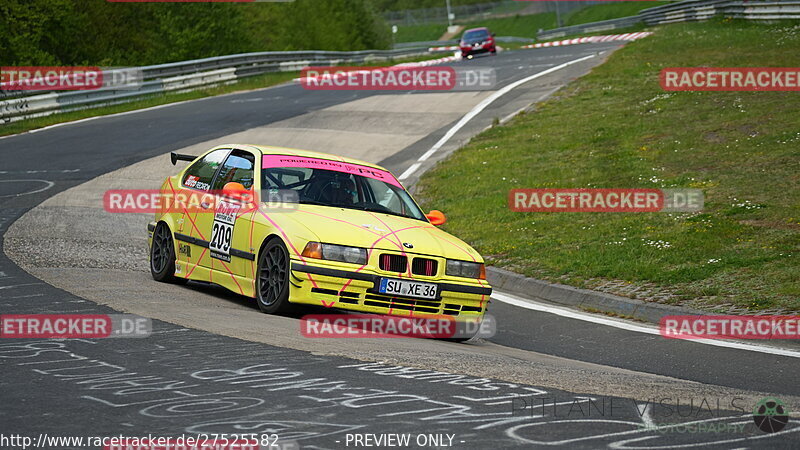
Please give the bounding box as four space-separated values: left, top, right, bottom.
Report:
256 238 292 314
150 222 187 284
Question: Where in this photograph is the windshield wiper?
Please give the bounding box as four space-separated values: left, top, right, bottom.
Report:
348 205 421 221
298 199 329 206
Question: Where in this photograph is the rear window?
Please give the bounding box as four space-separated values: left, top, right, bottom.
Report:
182 149 229 191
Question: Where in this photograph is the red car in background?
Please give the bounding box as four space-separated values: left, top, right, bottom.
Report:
459 27 496 59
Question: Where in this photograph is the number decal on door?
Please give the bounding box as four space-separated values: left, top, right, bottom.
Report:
210 222 232 253
210 200 240 263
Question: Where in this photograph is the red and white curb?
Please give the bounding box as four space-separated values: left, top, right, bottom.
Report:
293 55 460 84
395 55 460 67
522 32 653 49
429 46 459 52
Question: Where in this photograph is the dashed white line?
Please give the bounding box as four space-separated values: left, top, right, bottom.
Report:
0 283 44 290
2 294 45 300
0 169 79 174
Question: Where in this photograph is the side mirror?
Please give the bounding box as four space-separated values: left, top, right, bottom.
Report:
426 210 447 226
222 182 252 203
492 33 496 37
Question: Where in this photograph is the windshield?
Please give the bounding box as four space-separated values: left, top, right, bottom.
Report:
463 30 490 42
262 156 426 221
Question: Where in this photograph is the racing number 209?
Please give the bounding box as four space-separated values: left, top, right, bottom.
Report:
210 222 232 253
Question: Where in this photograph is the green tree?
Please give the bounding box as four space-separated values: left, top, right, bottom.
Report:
1 0 391 66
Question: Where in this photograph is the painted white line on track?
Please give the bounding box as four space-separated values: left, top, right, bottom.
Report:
0 179 54 198
0 99 200 140
0 82 292 140
398 162 422 181
0 283 44 290
492 291 800 359
398 53 597 180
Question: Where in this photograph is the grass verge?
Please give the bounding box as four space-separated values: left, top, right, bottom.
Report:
395 23 452 43
564 2 671 27
394 1 670 43
417 19 800 313
394 13 557 42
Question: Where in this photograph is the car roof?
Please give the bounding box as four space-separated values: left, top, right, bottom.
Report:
227 144 385 170
464 27 489 33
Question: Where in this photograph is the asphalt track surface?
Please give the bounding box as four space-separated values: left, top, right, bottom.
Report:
1 44 799 449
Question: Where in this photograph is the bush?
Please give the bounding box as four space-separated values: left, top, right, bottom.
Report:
0 0 391 66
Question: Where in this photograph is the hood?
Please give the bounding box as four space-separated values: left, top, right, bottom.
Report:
269 204 482 262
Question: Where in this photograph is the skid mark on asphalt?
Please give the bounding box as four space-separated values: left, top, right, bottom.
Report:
2 330 794 449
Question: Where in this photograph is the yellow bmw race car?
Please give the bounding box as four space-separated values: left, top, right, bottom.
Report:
147 144 491 325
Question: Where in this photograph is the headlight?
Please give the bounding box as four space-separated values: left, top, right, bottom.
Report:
302 242 367 265
446 259 486 279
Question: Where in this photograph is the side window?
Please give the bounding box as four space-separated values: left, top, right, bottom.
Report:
183 149 229 191
212 150 255 191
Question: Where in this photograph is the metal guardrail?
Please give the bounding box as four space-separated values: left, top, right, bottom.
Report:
384 0 593 26
0 48 428 124
537 15 644 40
538 0 800 40
640 0 800 24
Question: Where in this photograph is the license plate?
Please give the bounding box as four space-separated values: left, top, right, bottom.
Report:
379 278 437 300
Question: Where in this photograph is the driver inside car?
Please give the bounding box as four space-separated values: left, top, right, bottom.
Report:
323 176 357 205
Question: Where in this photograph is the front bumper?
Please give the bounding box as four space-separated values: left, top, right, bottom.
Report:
461 43 494 55
289 261 491 318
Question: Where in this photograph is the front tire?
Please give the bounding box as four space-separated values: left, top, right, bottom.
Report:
150 222 187 284
443 337 473 343
256 238 292 314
